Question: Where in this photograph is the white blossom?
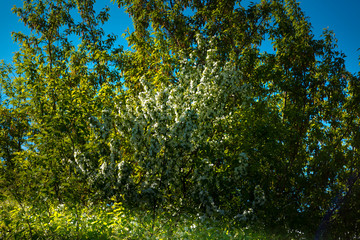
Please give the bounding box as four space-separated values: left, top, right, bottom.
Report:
74 40 258 215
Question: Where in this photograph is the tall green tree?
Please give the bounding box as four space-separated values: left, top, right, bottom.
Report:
1 0 359 238
0 0 123 206
113 0 359 237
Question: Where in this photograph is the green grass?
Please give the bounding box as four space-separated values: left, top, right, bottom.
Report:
0 199 307 239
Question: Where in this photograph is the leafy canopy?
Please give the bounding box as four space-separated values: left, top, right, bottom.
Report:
1 0 360 239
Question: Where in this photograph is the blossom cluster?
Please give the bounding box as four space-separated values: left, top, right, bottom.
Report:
71 35 266 215
113 35 261 214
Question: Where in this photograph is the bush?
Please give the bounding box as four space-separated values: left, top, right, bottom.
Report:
0 199 309 239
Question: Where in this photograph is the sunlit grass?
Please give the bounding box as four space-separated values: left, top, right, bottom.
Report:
0 199 306 239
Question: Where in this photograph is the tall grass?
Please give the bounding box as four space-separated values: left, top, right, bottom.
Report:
0 199 308 239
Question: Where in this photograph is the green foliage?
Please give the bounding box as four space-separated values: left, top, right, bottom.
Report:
1 0 124 204
0 200 308 240
1 0 360 239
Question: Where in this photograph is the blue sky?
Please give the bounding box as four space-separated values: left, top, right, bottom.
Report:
0 0 359 73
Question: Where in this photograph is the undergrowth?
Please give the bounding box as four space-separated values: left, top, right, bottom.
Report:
0 199 307 239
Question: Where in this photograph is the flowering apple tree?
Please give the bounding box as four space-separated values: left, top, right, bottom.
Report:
85 36 263 218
